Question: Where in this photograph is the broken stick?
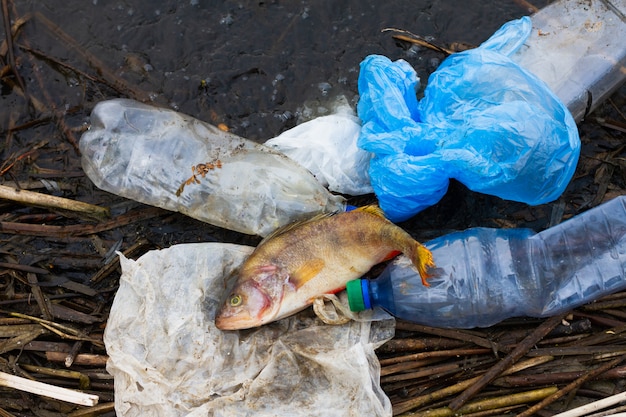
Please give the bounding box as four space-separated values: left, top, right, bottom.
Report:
0 184 110 221
0 371 99 406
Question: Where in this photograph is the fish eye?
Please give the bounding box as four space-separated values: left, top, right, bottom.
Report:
229 294 242 307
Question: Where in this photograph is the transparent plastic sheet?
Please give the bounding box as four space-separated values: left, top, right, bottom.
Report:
265 99 374 196
80 99 346 237
104 243 395 417
511 0 626 122
357 17 581 222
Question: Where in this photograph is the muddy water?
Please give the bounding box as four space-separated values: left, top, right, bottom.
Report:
4 1 542 141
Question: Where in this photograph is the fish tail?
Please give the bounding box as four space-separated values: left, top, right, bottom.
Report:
411 243 435 286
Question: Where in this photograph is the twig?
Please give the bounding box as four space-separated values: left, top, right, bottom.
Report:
382 357 447 377
392 356 554 415
517 354 626 417
394 321 506 353
0 324 42 337
89 238 150 283
448 313 568 411
584 297 626 310
0 6 27 57
20 364 90 390
382 363 460 384
49 304 101 325
0 206 165 238
594 118 626 134
63 301 104 367
26 272 53 320
67 402 115 417
0 262 49 275
45 351 108 367
525 346 626 357
0 370 98 406
493 365 626 387
381 28 455 55
0 406 17 417
19 44 115 87
380 348 491 367
607 96 626 121
9 312 103 348
0 328 48 356
397 387 558 417
0 139 47 176
0 184 110 221
378 337 466 354
1 0 27 93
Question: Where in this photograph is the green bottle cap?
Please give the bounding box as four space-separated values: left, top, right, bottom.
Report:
346 279 365 312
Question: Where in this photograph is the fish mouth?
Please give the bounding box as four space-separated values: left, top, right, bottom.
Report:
215 313 257 331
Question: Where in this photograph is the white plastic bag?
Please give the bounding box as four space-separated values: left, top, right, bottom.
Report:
265 102 374 196
104 242 394 417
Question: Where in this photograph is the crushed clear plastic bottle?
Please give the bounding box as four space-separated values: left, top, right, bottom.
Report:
347 196 626 328
80 99 346 236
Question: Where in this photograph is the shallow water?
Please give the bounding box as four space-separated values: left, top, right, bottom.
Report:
3 1 542 141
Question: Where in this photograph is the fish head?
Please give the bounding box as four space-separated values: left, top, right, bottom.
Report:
215 264 290 330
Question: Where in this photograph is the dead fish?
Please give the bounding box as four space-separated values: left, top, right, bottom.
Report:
215 205 434 330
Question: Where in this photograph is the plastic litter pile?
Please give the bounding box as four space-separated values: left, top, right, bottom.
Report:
81 4 626 416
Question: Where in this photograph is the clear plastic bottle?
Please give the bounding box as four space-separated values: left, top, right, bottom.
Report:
512 0 626 123
80 99 346 236
346 196 626 328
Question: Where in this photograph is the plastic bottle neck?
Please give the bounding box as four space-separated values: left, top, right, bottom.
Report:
346 279 370 311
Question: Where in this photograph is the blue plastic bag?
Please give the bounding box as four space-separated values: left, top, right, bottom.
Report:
357 17 580 222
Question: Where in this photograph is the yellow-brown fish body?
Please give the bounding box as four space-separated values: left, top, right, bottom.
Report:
215 206 434 330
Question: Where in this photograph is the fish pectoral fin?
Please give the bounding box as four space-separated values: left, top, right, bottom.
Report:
382 250 401 262
290 258 325 289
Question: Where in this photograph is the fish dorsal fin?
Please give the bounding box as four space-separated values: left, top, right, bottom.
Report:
353 204 386 218
258 212 338 246
290 258 325 289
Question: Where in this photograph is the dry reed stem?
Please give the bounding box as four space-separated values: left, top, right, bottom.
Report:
516 354 626 417
20 364 91 390
67 402 115 417
397 386 559 417
552 391 626 417
0 371 98 406
448 313 568 410
380 348 491 367
395 321 505 353
0 184 110 221
9 312 103 348
392 355 554 415
0 206 165 237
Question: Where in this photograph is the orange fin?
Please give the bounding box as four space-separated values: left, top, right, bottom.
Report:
290 258 325 289
382 250 401 262
413 243 436 286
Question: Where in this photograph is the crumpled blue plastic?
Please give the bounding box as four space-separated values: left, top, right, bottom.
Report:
357 17 580 222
